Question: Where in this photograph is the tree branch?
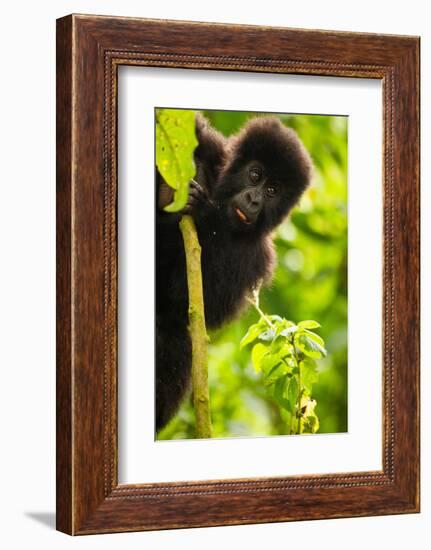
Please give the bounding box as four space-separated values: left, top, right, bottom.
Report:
179 215 212 438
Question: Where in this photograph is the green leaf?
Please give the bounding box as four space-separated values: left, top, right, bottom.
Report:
300 398 320 434
273 376 293 413
278 398 294 414
240 321 266 349
264 357 288 385
298 320 321 329
304 329 325 347
260 353 278 373
261 343 295 383
303 414 319 434
251 343 269 373
163 179 190 213
280 325 298 338
300 358 318 392
279 351 296 368
269 315 283 323
155 109 198 212
295 334 327 359
274 375 287 402
258 329 276 342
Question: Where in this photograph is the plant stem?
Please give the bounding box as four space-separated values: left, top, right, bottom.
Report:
246 296 275 330
179 215 212 439
293 338 302 434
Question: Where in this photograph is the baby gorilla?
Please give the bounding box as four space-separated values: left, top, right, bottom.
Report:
156 114 312 431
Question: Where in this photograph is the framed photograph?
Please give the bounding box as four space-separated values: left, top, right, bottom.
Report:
56 14 420 535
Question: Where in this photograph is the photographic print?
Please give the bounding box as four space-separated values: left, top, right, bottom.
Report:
57 15 419 533
155 108 348 440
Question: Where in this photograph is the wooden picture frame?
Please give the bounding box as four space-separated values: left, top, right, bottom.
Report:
56 14 420 535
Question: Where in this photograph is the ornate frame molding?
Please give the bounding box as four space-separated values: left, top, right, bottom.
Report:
57 15 419 534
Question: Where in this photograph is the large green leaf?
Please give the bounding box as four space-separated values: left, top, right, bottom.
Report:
273 375 293 413
274 375 288 403
263 356 287 385
300 358 319 393
295 334 327 359
303 329 325 347
251 343 269 373
240 319 267 349
298 320 321 329
155 109 198 212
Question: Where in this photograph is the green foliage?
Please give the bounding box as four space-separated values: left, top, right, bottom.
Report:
241 300 326 435
155 109 198 212
157 109 348 441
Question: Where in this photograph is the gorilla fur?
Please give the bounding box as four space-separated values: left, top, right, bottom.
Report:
156 114 312 431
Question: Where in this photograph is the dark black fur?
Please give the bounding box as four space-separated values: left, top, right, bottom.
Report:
156 114 312 431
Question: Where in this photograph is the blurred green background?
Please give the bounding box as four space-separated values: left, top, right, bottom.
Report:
157 110 348 440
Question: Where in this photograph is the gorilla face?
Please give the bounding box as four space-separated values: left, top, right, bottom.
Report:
221 160 283 232
214 117 312 235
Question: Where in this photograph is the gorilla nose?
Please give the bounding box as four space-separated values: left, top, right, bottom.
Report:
245 190 261 210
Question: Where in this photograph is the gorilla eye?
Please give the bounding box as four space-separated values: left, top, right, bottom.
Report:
249 168 262 184
266 186 277 197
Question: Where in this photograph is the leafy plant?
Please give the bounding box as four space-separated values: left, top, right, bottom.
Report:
156 109 347 441
155 108 198 212
155 108 212 438
241 288 326 434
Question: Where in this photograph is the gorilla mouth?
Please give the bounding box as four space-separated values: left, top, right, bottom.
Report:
235 207 251 224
